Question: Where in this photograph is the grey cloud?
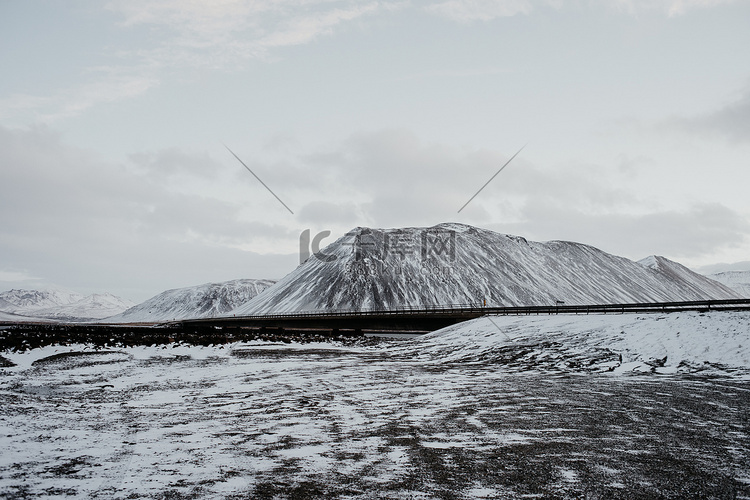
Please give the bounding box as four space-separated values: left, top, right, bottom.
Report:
247 129 645 228
425 0 533 22
423 0 737 23
613 0 739 17
233 129 487 214
223 130 713 252
317 130 637 221
226 153 318 197
129 148 227 179
333 130 496 200
221 130 501 227
3 124 748 299
0 128 290 245
2 1 390 124
298 201 361 226
134 196 296 246
665 86 750 143
489 202 750 261
0 65 159 125
0 126 299 301
0 236 296 303
695 260 750 274
106 0 393 68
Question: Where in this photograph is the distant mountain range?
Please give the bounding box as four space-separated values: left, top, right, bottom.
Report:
0 288 135 321
2 224 744 324
707 271 750 298
104 279 276 323
0 288 85 310
232 223 741 315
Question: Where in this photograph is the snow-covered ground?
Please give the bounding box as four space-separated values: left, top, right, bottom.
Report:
1 311 749 498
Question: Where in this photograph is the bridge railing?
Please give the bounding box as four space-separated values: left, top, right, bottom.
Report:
180 298 750 325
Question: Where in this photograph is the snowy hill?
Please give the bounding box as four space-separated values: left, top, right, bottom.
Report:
31 293 137 321
637 255 740 300
0 288 134 321
233 223 742 315
400 311 750 375
106 279 276 323
0 288 84 312
707 271 750 298
0 310 51 324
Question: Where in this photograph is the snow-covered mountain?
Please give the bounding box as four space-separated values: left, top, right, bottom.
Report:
31 293 137 321
105 279 276 323
0 288 84 311
707 271 750 298
0 288 135 321
232 223 742 315
637 255 740 300
0 297 16 311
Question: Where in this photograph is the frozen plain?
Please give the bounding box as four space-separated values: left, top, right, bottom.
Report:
1 311 749 499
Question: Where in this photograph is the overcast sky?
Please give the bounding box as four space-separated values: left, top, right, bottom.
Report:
1 0 749 302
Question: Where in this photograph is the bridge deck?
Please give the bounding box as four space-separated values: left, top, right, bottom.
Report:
177 298 750 333
2 299 748 349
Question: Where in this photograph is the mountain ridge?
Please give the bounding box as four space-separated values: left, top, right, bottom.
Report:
707 270 750 298
638 255 740 300
0 288 135 321
104 278 276 323
232 223 741 315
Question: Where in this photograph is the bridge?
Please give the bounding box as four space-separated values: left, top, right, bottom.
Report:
177 298 750 335
3 299 749 350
